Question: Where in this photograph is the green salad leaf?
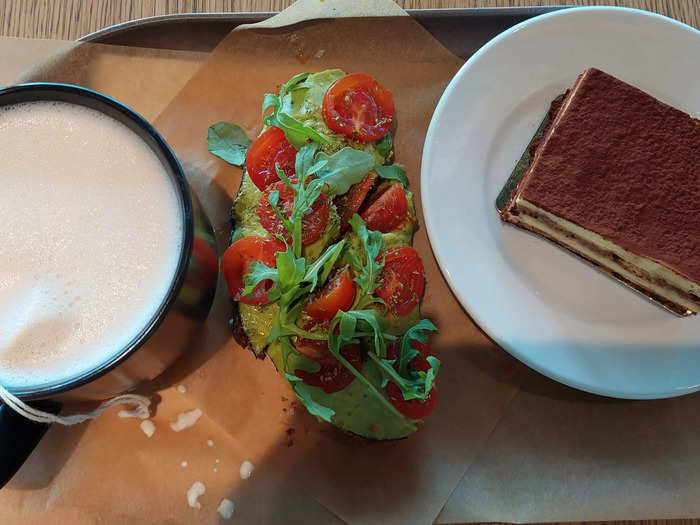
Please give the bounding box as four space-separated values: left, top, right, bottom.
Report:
206 122 252 166
328 310 439 404
262 73 329 149
315 148 375 195
375 164 409 188
347 214 385 309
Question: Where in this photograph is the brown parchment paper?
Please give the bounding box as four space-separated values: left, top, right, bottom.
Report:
6 2 698 524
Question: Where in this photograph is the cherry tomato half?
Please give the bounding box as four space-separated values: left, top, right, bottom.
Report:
375 246 425 316
221 236 285 306
335 171 378 233
246 126 297 191
295 321 362 394
384 339 437 419
322 73 395 142
359 183 408 233
305 267 355 321
257 180 330 245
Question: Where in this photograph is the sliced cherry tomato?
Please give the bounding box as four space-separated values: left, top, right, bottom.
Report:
295 321 362 394
221 236 285 306
386 381 437 419
246 126 297 191
359 184 408 233
375 246 425 316
335 171 378 233
322 73 395 142
384 339 437 419
257 180 330 245
304 267 355 321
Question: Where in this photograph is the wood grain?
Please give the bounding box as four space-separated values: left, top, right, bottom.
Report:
1 1 698 524
1 0 698 39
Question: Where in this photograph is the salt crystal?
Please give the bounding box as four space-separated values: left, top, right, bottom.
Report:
176 385 186 394
207 439 214 447
217 498 235 519
215 458 220 464
213 467 219 473
181 460 188 468
240 460 254 480
186 481 205 509
139 420 155 438
169 409 202 432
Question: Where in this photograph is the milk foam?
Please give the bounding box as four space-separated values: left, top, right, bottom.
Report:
0 101 183 390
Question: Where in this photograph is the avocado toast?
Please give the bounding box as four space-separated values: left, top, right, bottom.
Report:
208 69 439 440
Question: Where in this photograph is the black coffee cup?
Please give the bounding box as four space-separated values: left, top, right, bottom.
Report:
0 83 218 486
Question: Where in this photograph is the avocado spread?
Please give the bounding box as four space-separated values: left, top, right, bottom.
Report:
214 69 438 440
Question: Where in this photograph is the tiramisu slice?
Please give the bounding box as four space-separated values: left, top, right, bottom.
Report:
500 68 700 316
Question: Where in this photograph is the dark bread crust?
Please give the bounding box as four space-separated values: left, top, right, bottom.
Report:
229 169 267 357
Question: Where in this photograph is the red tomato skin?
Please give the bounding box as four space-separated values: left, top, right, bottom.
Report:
221 236 285 306
336 172 378 233
384 339 437 419
359 184 408 234
375 246 426 316
304 268 356 321
246 127 296 191
322 73 395 142
257 181 330 245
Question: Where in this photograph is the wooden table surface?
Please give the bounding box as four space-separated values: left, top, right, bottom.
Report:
2 1 699 525
0 0 698 39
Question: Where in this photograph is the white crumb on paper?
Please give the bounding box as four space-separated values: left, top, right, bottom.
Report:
207 439 214 447
118 405 149 419
240 460 255 480
181 460 188 468
139 420 155 437
169 408 202 432
217 498 235 519
176 384 186 394
186 481 205 509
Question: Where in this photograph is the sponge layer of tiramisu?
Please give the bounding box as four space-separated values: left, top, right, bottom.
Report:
501 68 700 316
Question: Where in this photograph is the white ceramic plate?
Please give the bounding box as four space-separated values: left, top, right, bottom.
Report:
422 7 700 399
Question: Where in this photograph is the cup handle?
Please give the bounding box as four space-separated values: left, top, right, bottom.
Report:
0 399 61 487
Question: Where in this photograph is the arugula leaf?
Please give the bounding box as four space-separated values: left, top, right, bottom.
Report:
242 260 280 301
262 73 329 149
347 214 385 309
398 319 437 377
375 164 409 188
293 382 335 422
329 309 389 359
315 148 375 195
294 141 320 178
206 122 252 166
329 311 439 403
374 133 393 159
276 248 306 289
303 239 345 293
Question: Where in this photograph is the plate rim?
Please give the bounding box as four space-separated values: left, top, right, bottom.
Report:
421 5 700 400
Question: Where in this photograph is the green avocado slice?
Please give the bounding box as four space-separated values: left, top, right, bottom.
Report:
267 342 418 439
